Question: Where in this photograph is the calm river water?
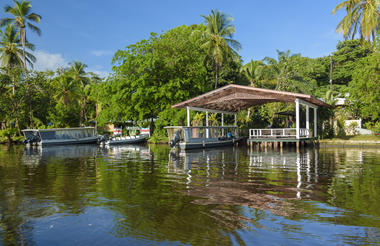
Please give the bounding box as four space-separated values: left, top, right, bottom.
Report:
0 144 379 245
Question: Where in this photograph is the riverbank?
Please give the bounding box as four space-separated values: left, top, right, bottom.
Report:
319 135 380 148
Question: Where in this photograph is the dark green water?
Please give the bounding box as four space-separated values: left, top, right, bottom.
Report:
0 144 379 246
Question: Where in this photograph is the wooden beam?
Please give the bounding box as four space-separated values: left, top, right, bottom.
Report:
297 98 318 109
187 106 234 115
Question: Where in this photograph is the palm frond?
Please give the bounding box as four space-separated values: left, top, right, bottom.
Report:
27 22 41 36
0 18 13 27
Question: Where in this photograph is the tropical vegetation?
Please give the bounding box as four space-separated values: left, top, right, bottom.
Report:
0 1 379 143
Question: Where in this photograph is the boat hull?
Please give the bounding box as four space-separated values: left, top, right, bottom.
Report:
105 136 148 145
178 139 239 150
39 137 99 146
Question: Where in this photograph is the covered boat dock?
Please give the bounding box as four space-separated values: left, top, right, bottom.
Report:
171 84 330 148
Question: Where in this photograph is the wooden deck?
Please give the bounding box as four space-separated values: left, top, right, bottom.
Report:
247 128 317 149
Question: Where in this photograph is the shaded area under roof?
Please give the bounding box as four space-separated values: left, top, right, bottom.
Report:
275 111 296 116
172 84 330 112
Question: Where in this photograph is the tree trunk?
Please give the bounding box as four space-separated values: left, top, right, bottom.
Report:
150 118 155 136
12 73 15 95
79 101 84 126
329 56 333 101
214 62 219 89
21 28 27 70
20 27 34 128
28 81 34 128
372 31 376 51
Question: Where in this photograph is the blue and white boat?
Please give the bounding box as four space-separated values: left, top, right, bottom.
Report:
22 127 98 146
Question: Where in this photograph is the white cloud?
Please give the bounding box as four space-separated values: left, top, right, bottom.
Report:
33 50 68 71
32 50 109 78
91 50 113 57
87 68 109 78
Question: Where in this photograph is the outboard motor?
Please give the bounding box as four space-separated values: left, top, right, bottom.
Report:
98 135 107 144
169 130 181 148
23 135 40 145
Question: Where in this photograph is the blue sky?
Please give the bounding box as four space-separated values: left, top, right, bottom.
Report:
3 0 345 77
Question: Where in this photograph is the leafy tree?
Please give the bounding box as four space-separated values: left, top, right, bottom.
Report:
348 52 380 123
331 39 372 85
200 9 241 89
99 25 212 135
332 0 379 43
0 0 41 70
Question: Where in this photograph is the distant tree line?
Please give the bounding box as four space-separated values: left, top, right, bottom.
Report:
0 1 379 142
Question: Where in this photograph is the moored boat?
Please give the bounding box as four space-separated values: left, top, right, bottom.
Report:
105 127 150 145
22 127 98 146
165 126 243 150
105 134 148 145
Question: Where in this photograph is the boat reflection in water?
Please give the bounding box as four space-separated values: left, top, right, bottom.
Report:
102 144 152 161
22 144 152 165
22 144 100 165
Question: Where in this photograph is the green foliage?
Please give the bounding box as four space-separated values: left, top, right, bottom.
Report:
99 24 241 135
332 40 372 85
0 127 17 143
192 112 205 126
363 121 380 133
258 50 315 93
348 52 380 123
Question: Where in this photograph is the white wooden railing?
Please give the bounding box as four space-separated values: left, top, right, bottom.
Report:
249 128 310 139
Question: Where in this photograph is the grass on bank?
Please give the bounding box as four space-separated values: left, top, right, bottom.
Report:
321 135 380 141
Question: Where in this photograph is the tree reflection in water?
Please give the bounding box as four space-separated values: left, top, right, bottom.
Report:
0 144 379 245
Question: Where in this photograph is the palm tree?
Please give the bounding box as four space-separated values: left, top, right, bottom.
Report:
200 9 241 89
0 24 35 94
69 61 90 125
241 60 265 87
264 50 300 90
0 0 41 70
53 75 80 106
332 0 380 43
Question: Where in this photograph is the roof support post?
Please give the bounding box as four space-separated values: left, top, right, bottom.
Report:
306 105 310 138
187 107 190 127
206 111 209 138
234 113 238 137
295 99 300 139
221 113 224 136
314 108 317 138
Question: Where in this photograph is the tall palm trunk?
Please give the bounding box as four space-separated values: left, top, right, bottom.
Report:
20 27 26 70
329 56 333 93
20 27 33 127
215 59 219 89
11 72 15 95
